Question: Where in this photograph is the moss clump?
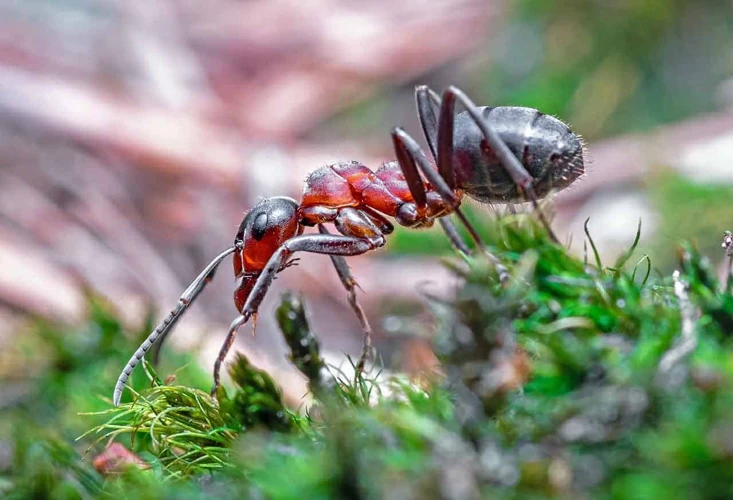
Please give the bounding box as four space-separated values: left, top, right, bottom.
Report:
3 215 733 498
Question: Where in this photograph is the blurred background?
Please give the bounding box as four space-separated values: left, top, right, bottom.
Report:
1 0 732 406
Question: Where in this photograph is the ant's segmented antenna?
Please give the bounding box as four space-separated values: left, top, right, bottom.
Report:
112 245 237 406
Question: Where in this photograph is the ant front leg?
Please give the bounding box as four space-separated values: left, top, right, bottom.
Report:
391 127 509 282
441 86 559 243
211 312 250 396
210 233 381 396
211 270 297 397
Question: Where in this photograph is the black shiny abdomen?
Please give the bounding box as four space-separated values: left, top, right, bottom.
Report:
452 106 584 203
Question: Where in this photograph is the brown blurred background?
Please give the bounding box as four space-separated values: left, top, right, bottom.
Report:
1 0 732 395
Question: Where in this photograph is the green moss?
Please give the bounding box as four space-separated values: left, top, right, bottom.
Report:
3 214 733 498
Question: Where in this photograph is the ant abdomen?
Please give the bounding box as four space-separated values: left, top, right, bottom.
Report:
452 106 585 203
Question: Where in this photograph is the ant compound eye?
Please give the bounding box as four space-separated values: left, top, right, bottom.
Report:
251 212 268 240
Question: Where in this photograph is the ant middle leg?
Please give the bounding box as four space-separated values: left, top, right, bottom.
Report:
438 217 471 258
210 232 382 396
318 224 374 372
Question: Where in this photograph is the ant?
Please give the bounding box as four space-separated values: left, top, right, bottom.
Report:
113 85 585 406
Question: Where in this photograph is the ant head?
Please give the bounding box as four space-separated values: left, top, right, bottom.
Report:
236 197 299 242
233 197 299 277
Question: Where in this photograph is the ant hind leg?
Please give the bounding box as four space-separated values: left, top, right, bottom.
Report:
416 86 476 259
391 127 509 282
415 85 442 159
441 86 559 243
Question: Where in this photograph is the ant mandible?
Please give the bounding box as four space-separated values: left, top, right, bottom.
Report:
113 85 585 406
